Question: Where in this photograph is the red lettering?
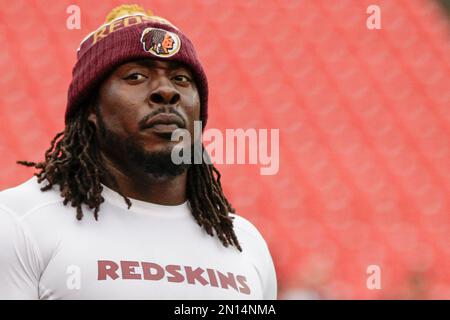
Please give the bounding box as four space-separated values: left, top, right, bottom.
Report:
97 260 250 296
184 266 208 286
217 271 238 291
98 260 119 280
141 262 164 281
236 275 251 295
206 268 219 287
166 265 184 283
121 261 141 280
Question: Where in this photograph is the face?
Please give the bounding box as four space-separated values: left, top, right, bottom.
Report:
89 59 201 177
162 33 174 52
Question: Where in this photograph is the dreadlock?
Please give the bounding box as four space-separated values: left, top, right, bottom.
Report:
17 107 242 252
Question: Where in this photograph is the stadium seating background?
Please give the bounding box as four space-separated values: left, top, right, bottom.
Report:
0 0 449 299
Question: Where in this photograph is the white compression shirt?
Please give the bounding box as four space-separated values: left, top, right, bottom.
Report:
0 177 277 300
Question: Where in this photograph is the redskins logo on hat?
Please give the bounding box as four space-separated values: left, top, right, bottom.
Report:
140 27 181 57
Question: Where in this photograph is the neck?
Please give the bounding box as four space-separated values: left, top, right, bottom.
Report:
100 152 187 206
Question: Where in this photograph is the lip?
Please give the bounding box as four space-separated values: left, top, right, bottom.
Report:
142 113 185 131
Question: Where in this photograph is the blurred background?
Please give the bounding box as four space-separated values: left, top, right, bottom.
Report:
0 0 449 299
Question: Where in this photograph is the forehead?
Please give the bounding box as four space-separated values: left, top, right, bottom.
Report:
118 59 189 72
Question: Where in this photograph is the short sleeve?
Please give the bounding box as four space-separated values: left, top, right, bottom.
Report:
0 207 42 299
231 214 278 300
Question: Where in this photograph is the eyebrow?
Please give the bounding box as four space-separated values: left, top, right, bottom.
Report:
131 59 186 70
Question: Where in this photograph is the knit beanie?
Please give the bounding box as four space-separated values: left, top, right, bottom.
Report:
65 4 209 128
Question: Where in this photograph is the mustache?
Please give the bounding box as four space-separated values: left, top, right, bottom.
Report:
138 108 186 130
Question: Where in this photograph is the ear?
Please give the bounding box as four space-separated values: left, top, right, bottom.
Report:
87 102 98 128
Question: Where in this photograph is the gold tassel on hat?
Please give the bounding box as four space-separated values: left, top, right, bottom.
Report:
104 4 153 23
103 4 176 29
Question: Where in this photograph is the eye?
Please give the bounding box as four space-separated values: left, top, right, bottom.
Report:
172 75 192 83
124 73 147 81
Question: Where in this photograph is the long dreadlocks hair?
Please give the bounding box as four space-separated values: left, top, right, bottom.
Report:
17 104 242 252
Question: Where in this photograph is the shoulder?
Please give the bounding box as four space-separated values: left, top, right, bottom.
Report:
0 206 36 257
0 178 79 275
229 213 271 257
0 198 45 266
0 177 63 219
0 195 44 299
0 205 21 240
230 213 268 245
230 213 278 299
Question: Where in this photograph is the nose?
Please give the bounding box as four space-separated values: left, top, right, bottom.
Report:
149 80 180 105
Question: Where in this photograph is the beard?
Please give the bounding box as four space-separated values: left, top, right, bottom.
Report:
96 114 190 179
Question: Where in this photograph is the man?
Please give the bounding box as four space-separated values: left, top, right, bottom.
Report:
0 5 277 299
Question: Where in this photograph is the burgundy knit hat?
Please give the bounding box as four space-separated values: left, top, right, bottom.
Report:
66 5 209 128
